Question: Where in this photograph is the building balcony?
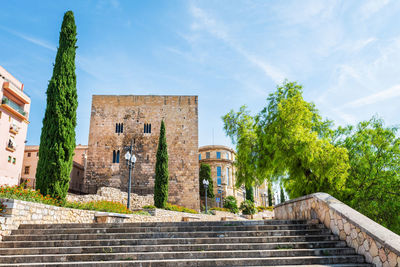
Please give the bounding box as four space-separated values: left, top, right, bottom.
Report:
1 97 28 122
2 81 30 104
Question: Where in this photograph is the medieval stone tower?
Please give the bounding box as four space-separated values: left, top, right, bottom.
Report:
84 95 199 210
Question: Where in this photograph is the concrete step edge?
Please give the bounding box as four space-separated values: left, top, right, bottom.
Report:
0 255 368 266
0 248 358 258
0 240 347 252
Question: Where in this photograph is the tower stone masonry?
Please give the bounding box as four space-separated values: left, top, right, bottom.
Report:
84 95 199 210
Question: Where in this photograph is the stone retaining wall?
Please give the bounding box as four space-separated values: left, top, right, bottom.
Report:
274 193 400 267
66 187 154 209
0 198 244 241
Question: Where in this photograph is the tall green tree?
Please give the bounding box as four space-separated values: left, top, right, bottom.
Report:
256 81 349 198
36 11 78 200
245 184 254 202
267 183 273 206
154 120 169 208
199 163 214 198
333 117 400 234
280 184 285 203
222 106 259 195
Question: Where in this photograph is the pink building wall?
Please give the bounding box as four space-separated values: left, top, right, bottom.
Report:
0 65 31 186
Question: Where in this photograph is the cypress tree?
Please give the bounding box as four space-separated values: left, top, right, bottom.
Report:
154 120 169 208
35 11 78 201
199 163 214 198
245 184 254 203
268 183 273 206
280 184 286 203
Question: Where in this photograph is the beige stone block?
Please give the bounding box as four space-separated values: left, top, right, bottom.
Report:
352 239 359 250
387 252 397 267
351 228 358 239
382 261 390 267
344 222 351 235
379 248 387 262
357 232 364 246
365 252 373 263
363 239 369 251
358 244 366 255
337 219 343 230
370 241 379 257
373 256 383 267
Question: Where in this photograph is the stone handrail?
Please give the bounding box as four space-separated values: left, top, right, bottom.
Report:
274 193 400 267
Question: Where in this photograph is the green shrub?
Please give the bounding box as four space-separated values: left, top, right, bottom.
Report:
142 205 156 209
223 196 239 214
64 200 132 214
210 207 230 212
132 210 151 216
240 200 257 215
257 206 274 212
165 203 198 214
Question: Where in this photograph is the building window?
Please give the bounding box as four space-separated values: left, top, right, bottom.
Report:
226 167 229 186
27 152 31 157
198 154 201 160
217 166 222 186
8 156 11 163
115 123 123 134
24 166 30 174
112 150 120 163
12 157 16 164
36 152 39 157
144 123 151 133
226 152 229 159
206 152 210 159
216 152 221 159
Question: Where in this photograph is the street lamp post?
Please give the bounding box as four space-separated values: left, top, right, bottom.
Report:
202 179 209 213
124 140 137 210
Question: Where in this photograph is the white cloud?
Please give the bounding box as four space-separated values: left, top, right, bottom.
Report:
0 26 55 51
359 0 390 20
189 4 286 84
343 84 400 108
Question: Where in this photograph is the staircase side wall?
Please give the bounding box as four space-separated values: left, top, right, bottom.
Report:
274 192 400 267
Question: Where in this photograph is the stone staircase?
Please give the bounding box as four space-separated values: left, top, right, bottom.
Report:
0 220 373 266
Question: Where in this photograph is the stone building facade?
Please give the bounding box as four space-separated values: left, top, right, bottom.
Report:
199 145 271 207
21 145 88 192
84 95 199 211
0 65 31 186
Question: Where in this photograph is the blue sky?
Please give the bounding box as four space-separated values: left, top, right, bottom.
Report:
1 0 400 147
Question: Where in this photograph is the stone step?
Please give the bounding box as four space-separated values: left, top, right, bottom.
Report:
12 223 326 235
0 241 348 255
0 255 370 266
0 235 340 248
17 219 308 229
3 229 332 242
0 248 358 264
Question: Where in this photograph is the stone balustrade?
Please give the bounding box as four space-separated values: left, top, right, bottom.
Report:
274 193 400 267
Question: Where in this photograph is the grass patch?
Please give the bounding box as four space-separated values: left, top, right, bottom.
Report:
164 203 198 214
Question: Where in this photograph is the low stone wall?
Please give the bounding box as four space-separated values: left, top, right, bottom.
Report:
67 187 154 209
0 198 245 241
274 193 400 267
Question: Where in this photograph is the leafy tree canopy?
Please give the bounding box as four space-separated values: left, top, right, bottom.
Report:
222 106 259 190
333 117 400 233
256 81 349 198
